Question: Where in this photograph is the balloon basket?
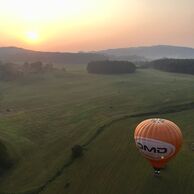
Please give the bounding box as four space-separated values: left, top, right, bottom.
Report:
153 168 161 176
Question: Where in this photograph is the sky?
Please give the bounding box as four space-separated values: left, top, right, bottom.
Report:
0 0 193 52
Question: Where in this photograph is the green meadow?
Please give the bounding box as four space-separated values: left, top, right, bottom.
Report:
0 65 194 194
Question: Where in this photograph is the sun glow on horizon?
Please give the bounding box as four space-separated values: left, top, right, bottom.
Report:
25 31 40 44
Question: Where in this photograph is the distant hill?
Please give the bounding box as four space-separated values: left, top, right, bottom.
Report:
1 45 194 64
98 45 194 60
0 47 108 64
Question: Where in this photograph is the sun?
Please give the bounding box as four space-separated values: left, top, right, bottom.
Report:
26 31 39 43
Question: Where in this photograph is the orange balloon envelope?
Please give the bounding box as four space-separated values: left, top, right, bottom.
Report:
134 118 183 170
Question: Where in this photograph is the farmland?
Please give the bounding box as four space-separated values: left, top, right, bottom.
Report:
0 65 194 194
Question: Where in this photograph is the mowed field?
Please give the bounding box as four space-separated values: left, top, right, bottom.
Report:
0 65 194 194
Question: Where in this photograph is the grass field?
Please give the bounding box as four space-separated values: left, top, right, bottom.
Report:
0 65 194 194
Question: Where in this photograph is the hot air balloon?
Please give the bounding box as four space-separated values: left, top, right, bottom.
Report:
134 118 183 175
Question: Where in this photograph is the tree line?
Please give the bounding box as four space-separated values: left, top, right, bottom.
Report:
0 61 54 80
148 59 194 74
87 60 136 74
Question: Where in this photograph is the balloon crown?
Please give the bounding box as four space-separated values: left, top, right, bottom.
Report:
151 118 165 123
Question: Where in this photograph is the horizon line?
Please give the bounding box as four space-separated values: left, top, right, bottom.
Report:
0 44 194 53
